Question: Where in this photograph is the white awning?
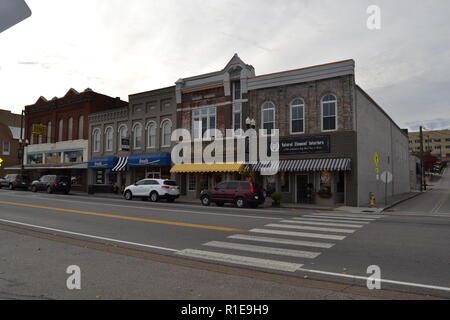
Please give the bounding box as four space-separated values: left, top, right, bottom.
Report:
245 158 351 172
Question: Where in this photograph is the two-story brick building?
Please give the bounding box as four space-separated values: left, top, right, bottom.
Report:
0 109 22 178
23 88 127 191
88 86 176 193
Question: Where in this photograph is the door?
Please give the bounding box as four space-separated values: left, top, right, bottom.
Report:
225 181 239 201
211 182 227 201
296 175 309 204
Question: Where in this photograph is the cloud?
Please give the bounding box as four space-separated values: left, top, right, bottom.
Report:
405 119 450 132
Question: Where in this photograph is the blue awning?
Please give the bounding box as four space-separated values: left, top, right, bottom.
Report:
127 153 172 167
88 157 119 169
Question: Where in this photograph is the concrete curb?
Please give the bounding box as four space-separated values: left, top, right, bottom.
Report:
381 192 425 213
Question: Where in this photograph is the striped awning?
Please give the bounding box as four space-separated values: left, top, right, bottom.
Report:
245 158 351 172
171 163 244 174
112 157 128 172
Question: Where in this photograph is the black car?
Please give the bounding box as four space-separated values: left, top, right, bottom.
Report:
31 175 71 194
200 180 266 208
0 174 30 190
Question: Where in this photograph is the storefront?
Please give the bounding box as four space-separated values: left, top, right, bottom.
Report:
87 157 119 193
127 153 173 182
171 163 245 199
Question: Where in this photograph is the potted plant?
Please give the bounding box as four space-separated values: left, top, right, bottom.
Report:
271 192 282 207
317 187 333 199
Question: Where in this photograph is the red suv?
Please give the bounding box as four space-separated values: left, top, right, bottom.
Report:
200 181 265 208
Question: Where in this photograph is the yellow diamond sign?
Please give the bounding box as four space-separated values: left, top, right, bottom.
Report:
0 158 3 168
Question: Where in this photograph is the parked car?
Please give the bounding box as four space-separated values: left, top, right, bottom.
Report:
30 175 71 194
200 180 265 208
124 179 180 202
0 174 31 190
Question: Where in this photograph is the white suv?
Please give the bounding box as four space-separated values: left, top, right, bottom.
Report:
124 179 180 203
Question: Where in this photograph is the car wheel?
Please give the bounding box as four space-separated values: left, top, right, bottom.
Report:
150 192 159 202
31 185 37 193
8 184 14 190
47 186 53 194
124 190 133 201
235 197 246 208
201 195 211 206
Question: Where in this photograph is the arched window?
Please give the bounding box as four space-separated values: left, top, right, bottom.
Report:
146 122 156 149
161 119 172 147
105 127 114 152
78 116 84 140
67 117 73 141
133 123 143 149
261 101 275 135
118 125 128 151
93 128 101 153
290 98 305 134
47 121 52 143
321 94 337 131
58 119 63 142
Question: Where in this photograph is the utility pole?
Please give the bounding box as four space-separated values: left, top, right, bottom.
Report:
420 126 425 192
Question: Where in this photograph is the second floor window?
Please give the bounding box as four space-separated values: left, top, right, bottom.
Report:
118 125 128 151
161 120 172 147
133 123 143 149
262 101 275 135
105 127 113 152
47 121 52 143
233 105 242 134
58 119 63 142
322 94 337 131
3 141 10 155
147 122 156 149
67 117 73 141
93 129 101 153
233 81 241 100
78 116 84 140
290 98 305 134
193 107 216 139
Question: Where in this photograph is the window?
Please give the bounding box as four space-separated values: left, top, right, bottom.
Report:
93 128 101 153
47 121 52 143
3 141 10 155
192 107 216 139
321 94 337 131
261 101 275 135
28 153 43 165
226 182 239 190
434 139 441 143
58 119 63 142
118 125 128 151
67 117 73 141
64 150 83 163
233 81 241 100
146 122 156 149
233 105 242 134
45 152 61 164
161 119 172 147
188 175 196 191
290 98 305 134
78 116 84 140
105 127 113 151
133 123 143 149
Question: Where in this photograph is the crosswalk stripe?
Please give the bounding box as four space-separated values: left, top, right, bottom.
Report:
266 224 355 234
302 215 376 222
204 241 321 259
250 229 346 240
280 220 363 228
228 234 335 249
176 249 303 272
310 213 383 219
293 217 370 224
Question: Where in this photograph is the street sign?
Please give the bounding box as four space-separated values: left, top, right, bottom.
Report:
381 171 393 184
0 158 3 167
0 0 31 34
374 152 380 173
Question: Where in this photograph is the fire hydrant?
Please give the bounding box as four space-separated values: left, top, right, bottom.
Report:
369 192 376 208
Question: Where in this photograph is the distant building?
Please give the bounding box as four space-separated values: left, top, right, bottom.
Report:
23 89 127 191
408 129 450 162
0 109 22 177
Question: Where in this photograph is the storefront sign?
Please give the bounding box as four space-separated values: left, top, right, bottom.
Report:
121 138 130 151
32 124 47 136
280 136 330 155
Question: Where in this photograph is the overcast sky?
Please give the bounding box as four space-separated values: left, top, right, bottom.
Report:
0 0 449 131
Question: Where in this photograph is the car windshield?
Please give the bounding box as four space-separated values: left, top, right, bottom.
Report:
163 180 177 186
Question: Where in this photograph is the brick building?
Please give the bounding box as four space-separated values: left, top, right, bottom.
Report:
0 109 22 178
23 88 127 191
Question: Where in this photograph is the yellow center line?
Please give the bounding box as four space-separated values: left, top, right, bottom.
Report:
431 192 449 214
0 201 246 232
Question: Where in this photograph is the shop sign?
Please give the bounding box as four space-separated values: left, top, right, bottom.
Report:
121 138 130 151
280 136 330 155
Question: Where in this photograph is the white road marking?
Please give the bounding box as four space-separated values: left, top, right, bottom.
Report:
302 215 376 222
204 241 321 259
280 220 363 228
297 268 450 293
310 213 383 219
0 218 178 252
266 224 356 234
250 229 346 241
294 217 370 224
228 234 335 249
176 249 303 272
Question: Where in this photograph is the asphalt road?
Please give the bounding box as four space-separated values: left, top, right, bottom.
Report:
0 182 449 299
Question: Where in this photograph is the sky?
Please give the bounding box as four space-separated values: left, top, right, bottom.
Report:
0 0 449 131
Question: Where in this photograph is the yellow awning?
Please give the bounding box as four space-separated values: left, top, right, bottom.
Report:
170 163 244 174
